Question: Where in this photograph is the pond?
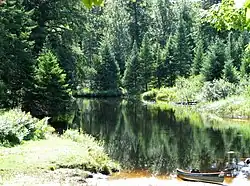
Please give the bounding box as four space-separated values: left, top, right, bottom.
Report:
70 98 250 175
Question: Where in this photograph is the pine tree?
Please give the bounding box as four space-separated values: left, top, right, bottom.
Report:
28 50 71 118
174 3 194 78
223 60 238 83
0 0 34 108
240 48 250 77
164 35 178 86
103 0 130 76
139 33 154 92
223 32 238 83
93 39 120 91
202 39 226 81
192 39 204 75
122 43 141 94
152 42 165 88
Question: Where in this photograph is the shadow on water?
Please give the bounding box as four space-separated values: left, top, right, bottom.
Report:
69 98 250 175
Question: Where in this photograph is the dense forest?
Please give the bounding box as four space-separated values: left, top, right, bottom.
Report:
0 0 250 118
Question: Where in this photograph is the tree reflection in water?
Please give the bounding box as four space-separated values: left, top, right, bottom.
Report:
71 98 250 174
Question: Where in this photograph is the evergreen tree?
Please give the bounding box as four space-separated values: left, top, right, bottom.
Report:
152 42 165 88
240 48 250 77
223 32 238 83
126 0 151 47
234 31 250 70
192 39 204 75
223 60 238 83
93 39 120 91
151 0 174 46
122 43 141 94
139 33 154 92
174 17 192 77
103 0 130 76
202 39 226 81
0 0 34 108
164 35 178 86
28 50 71 118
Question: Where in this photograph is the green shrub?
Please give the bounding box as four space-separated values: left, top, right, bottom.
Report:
156 88 177 102
200 79 236 101
0 109 52 146
175 76 204 102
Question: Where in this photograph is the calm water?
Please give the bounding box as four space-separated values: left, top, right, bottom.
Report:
71 98 250 175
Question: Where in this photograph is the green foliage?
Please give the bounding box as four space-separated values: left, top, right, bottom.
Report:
62 129 120 174
139 33 154 91
198 96 250 118
92 39 120 91
0 109 51 146
28 50 71 118
0 0 35 108
200 79 236 101
192 39 204 75
174 2 194 78
240 47 250 77
204 0 246 31
175 76 204 102
122 43 141 94
223 59 239 83
82 0 104 8
156 88 178 102
202 39 226 81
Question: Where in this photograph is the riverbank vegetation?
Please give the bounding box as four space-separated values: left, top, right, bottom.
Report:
1 0 249 119
142 75 250 118
0 110 120 184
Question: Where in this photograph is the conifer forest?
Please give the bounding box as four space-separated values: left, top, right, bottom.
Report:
1 0 250 118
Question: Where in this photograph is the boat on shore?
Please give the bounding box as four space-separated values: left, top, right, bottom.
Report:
176 168 225 185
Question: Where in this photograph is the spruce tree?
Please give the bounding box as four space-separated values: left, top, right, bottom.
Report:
93 39 120 92
122 43 141 94
139 33 154 92
223 32 238 83
174 12 193 77
164 35 178 86
240 48 250 77
29 50 71 118
192 39 204 75
152 42 165 88
223 60 238 83
0 0 34 108
202 39 226 81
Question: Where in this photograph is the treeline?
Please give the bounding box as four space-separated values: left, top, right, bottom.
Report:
0 0 249 117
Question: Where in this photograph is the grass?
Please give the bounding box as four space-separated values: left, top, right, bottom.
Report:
197 96 250 119
0 131 120 185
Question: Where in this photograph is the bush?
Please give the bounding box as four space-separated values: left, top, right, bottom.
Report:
200 79 236 102
156 88 178 102
0 109 52 146
175 76 204 102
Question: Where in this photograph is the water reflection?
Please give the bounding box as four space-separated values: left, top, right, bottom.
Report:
71 98 250 174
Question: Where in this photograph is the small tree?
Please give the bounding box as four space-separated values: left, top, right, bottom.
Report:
122 43 141 94
29 50 71 118
202 39 226 81
139 33 154 92
240 48 250 77
93 40 120 91
192 39 204 75
223 59 238 83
